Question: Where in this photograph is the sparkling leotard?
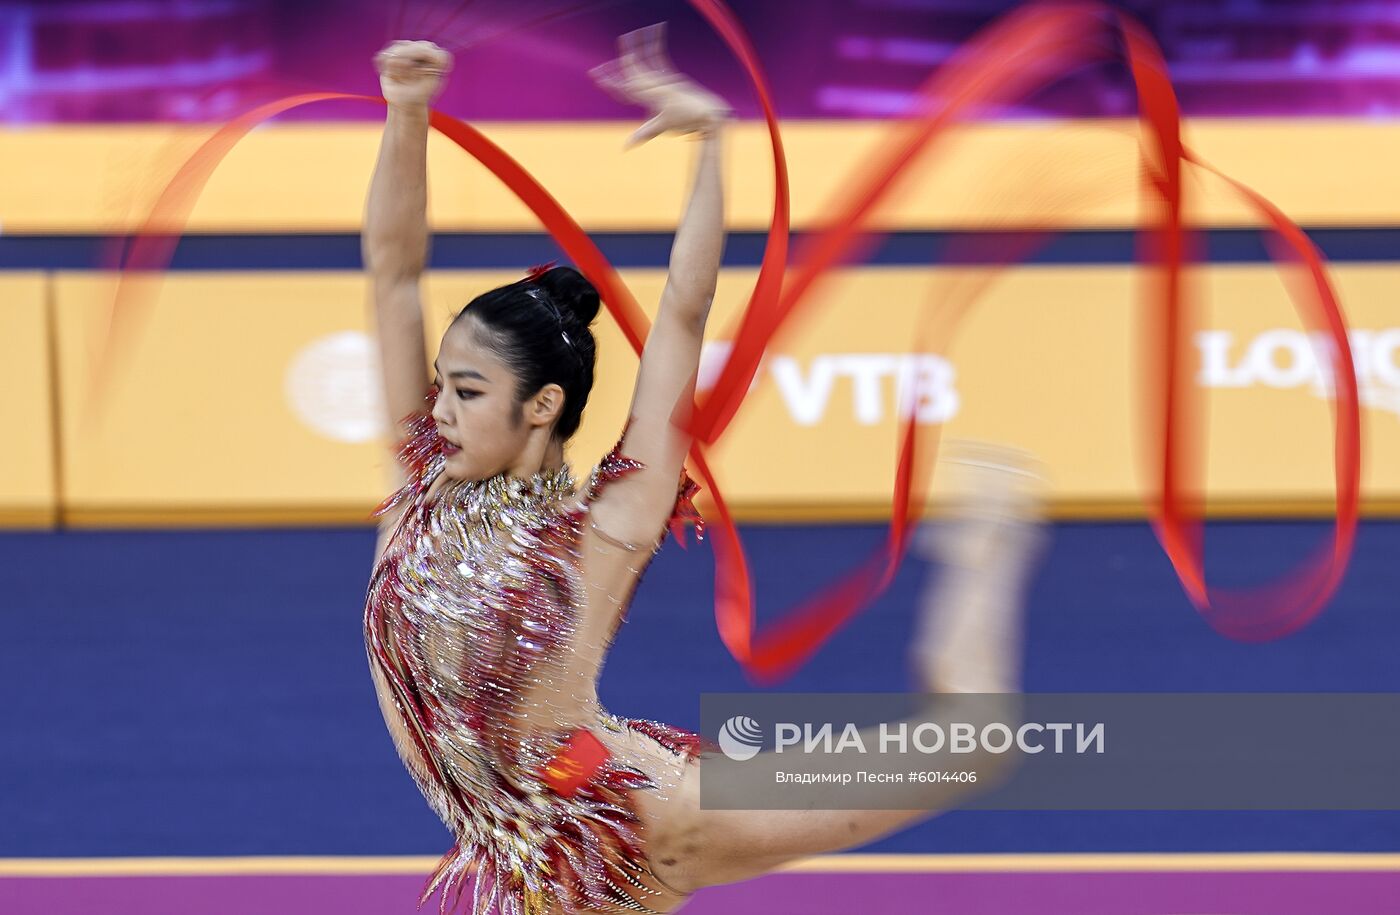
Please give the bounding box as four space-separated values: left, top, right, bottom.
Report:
363 394 710 915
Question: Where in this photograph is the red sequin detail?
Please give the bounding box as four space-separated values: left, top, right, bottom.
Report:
581 425 707 549
371 386 444 519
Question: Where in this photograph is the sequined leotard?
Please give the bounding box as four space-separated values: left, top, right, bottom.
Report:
363 395 710 915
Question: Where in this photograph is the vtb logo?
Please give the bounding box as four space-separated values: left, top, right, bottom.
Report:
699 344 960 426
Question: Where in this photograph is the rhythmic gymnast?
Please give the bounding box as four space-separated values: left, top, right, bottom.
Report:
361 27 1046 915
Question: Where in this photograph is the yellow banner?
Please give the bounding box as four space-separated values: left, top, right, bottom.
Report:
4 120 1399 232
44 265 1400 525
0 275 56 526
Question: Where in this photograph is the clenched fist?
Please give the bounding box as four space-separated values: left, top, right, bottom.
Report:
374 40 452 109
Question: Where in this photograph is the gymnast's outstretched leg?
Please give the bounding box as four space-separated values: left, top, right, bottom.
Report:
635 444 1048 895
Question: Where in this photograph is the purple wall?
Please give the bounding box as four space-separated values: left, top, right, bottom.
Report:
1 0 1398 122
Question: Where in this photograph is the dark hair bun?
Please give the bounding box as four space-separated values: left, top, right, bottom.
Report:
535 266 601 327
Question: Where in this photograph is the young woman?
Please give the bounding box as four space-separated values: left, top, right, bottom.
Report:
361 29 1045 915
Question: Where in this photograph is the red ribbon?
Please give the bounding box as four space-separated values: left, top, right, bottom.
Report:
98 0 1360 685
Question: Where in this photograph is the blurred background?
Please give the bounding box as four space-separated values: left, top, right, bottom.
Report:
2 1 1399 913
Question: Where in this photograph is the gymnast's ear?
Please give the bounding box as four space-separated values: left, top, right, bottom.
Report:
524 382 566 430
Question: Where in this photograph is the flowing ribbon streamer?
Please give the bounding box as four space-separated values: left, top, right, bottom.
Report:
1121 10 1360 640
682 0 1361 679
97 0 1360 686
692 2 1127 680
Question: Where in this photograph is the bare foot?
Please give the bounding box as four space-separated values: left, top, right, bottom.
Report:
910 441 1048 694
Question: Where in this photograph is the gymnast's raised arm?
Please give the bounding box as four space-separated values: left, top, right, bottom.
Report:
585 25 731 550
363 41 451 545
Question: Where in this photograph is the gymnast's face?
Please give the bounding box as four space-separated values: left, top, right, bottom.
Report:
430 318 536 482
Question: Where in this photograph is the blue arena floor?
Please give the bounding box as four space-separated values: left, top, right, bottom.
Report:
3 520 1398 858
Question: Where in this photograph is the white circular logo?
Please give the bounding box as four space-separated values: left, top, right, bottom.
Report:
718 715 764 761
284 331 386 443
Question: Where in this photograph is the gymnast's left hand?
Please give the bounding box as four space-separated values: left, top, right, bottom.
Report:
590 22 732 148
